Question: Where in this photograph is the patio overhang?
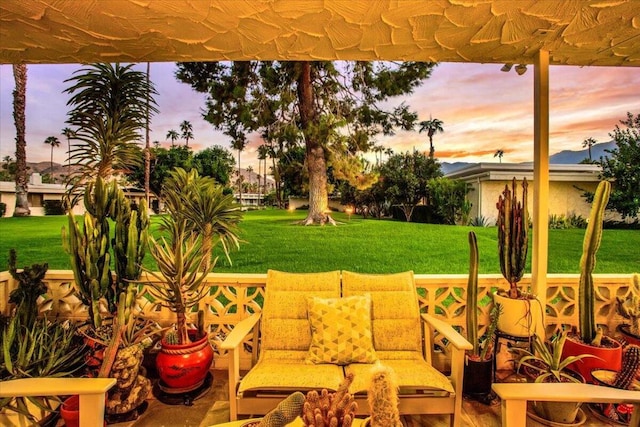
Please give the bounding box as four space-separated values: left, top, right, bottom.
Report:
1 0 639 300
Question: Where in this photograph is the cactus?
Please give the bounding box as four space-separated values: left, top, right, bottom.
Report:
496 177 529 299
259 392 305 427
479 303 501 361
302 373 357 427
612 345 640 390
366 364 402 427
466 231 479 357
62 177 116 328
7 249 49 328
616 274 640 336
578 180 611 346
112 190 149 297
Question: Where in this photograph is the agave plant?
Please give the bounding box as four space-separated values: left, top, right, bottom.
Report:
514 332 596 383
0 316 86 422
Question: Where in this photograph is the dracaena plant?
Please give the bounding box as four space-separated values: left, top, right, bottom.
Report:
144 168 242 345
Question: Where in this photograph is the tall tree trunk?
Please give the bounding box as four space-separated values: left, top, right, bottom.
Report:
237 151 242 207
297 62 334 225
263 158 267 204
145 62 151 204
12 64 30 217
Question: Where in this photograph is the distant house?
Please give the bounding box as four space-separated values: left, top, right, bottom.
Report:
445 163 612 225
0 173 148 217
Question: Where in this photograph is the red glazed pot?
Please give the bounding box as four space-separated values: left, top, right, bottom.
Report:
156 332 213 392
618 324 640 347
561 336 622 383
60 395 79 427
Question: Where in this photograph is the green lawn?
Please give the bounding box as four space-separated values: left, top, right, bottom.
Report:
0 209 638 274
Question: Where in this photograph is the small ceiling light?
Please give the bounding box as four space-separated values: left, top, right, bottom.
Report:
515 64 527 75
501 63 513 72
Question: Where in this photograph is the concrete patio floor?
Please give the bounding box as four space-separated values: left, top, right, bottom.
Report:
91 369 621 427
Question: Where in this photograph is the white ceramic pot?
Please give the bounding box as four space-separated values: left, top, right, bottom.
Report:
492 292 545 338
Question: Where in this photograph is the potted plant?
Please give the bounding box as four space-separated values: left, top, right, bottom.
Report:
492 178 544 338
463 231 500 399
513 332 595 425
591 344 640 425
617 274 640 346
1 252 85 426
144 168 242 393
561 180 623 382
302 372 357 426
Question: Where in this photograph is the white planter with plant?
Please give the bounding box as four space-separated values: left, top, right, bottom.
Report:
493 178 544 338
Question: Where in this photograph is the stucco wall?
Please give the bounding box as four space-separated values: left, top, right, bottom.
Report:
479 179 606 225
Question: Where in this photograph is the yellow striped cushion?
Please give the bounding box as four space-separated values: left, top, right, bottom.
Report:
306 294 378 365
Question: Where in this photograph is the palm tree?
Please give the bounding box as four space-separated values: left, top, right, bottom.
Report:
494 149 505 163
166 129 179 147
64 63 158 190
246 165 254 193
44 136 61 176
61 127 75 173
418 117 444 158
258 144 268 205
12 63 29 216
180 120 194 147
582 137 596 162
144 62 151 204
231 137 247 206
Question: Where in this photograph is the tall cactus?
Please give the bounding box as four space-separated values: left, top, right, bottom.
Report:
467 231 479 357
578 180 611 345
496 177 529 298
62 177 115 328
113 190 149 297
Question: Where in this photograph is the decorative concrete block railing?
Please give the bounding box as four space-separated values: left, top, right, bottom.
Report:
0 271 633 371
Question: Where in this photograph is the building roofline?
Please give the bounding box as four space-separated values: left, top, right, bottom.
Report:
445 162 601 182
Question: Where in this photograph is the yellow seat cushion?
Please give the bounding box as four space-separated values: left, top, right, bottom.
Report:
346 357 455 395
306 294 377 365
239 351 345 394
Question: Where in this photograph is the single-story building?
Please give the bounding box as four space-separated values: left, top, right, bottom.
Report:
445 163 623 225
0 173 148 217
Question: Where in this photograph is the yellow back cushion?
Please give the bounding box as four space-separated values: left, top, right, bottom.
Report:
262 270 341 351
341 271 422 353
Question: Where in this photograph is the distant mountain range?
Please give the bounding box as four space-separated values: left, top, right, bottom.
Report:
441 141 616 174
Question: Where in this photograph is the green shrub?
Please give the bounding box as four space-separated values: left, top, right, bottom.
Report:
0 202 5 217
43 200 64 216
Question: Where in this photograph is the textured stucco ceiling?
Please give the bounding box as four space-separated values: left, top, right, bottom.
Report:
1 0 639 66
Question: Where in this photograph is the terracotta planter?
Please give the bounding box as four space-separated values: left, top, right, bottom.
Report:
618 324 640 347
59 395 79 427
156 332 213 392
561 336 622 383
463 356 493 396
492 292 545 338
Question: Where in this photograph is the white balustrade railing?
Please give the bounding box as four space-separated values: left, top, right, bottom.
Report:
0 271 633 370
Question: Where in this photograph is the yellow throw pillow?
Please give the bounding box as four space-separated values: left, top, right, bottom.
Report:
306 294 377 365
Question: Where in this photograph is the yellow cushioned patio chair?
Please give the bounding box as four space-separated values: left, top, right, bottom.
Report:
342 271 472 427
220 269 342 420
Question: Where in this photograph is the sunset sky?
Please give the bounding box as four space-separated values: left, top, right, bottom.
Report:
1 62 638 171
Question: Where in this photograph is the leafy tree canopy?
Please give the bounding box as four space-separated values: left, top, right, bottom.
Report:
175 61 436 224
193 145 235 186
381 150 442 221
596 112 640 219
